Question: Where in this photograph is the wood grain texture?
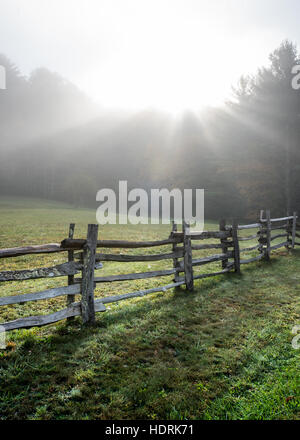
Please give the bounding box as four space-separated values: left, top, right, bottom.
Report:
61 237 180 250
219 219 229 269
0 243 66 259
191 253 233 267
67 223 76 321
0 261 82 282
0 284 81 306
172 231 231 240
239 244 260 253
270 241 289 251
1 300 106 331
183 221 194 291
96 280 186 305
171 221 180 283
94 268 176 283
291 212 297 249
232 220 241 274
265 210 271 260
260 216 294 223
238 233 258 242
93 250 184 262
237 223 260 230
81 224 98 325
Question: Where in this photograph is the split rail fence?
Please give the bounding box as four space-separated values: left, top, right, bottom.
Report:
0 210 298 332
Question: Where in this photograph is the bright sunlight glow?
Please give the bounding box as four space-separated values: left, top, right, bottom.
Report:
2 0 289 114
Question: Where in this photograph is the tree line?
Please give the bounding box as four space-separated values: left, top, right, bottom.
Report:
0 41 299 220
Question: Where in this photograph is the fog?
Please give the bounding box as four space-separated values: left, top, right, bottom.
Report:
1 1 300 219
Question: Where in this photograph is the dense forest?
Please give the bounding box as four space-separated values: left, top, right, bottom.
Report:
1 41 300 220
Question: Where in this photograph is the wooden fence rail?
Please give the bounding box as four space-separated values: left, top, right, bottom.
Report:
0 209 298 332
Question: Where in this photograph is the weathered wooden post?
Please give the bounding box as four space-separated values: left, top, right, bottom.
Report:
265 210 271 260
291 211 297 249
231 219 241 274
67 223 75 321
183 221 193 291
219 219 229 269
285 211 291 250
258 210 265 256
81 224 98 325
171 221 180 283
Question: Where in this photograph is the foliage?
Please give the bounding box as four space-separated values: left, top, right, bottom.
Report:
1 41 300 219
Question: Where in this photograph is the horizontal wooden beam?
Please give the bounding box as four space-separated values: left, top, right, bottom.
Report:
61 237 179 250
0 261 82 282
173 231 230 240
237 223 260 230
190 231 231 239
0 284 81 306
0 243 67 259
270 233 287 242
261 224 288 233
96 280 186 305
191 252 233 267
193 266 234 280
226 223 260 231
239 244 260 253
238 233 258 241
91 250 184 262
240 254 264 264
94 268 176 283
269 241 289 251
192 242 234 251
1 301 106 332
261 216 295 223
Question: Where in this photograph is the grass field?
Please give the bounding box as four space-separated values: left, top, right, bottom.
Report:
0 196 299 420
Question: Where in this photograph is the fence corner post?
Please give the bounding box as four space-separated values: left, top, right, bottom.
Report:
171 221 180 283
258 210 264 256
183 221 194 291
291 211 297 249
219 219 229 269
232 219 241 274
67 223 76 321
265 210 271 260
81 224 98 325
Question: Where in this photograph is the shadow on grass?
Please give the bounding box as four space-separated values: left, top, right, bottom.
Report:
0 250 298 419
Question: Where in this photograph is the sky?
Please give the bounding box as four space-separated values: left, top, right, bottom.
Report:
1 0 300 114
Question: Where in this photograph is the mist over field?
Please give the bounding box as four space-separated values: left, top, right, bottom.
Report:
1 1 300 423
1 1 300 220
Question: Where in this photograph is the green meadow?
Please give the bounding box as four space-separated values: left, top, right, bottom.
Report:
0 196 299 420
